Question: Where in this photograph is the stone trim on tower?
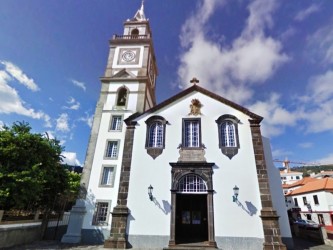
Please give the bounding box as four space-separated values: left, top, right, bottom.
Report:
249 119 286 250
104 121 137 249
80 82 109 197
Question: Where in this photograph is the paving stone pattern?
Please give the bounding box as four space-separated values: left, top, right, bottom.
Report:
4 238 333 250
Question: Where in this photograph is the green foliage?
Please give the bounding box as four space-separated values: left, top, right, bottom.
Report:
281 165 333 177
65 170 81 201
0 121 69 210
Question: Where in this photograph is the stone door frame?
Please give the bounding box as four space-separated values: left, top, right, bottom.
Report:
168 162 216 248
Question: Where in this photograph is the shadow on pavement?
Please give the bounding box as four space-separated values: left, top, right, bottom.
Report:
293 237 333 250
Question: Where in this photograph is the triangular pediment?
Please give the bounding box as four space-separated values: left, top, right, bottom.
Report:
112 69 136 79
125 84 263 124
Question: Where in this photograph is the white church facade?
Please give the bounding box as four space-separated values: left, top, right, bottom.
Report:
62 3 292 250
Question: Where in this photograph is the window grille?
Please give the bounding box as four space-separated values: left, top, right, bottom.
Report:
110 116 122 131
92 202 109 225
178 174 207 193
101 167 114 186
184 120 200 147
148 122 163 147
105 141 118 158
221 121 236 147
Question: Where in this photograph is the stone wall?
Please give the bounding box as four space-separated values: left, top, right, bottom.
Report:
0 222 41 248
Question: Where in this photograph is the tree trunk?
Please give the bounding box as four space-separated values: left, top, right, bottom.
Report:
40 208 51 240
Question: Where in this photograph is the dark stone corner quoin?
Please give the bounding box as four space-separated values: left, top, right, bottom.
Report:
249 118 287 250
104 121 136 249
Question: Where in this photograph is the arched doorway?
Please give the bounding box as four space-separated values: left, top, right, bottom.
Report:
168 162 216 248
176 174 208 243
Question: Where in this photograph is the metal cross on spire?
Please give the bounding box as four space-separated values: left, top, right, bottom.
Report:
133 0 146 21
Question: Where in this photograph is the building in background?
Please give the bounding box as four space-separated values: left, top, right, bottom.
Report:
285 177 333 230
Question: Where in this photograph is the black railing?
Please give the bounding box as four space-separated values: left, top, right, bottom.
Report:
113 34 149 40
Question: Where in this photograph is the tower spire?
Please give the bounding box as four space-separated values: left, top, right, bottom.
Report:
133 0 146 21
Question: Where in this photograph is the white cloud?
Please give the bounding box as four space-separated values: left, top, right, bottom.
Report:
296 70 333 134
71 79 86 92
177 0 288 104
307 71 333 103
56 113 70 132
295 4 320 21
0 70 51 127
62 151 81 166
0 61 39 91
63 96 80 110
307 19 333 65
316 153 333 165
272 148 293 159
79 112 94 128
298 142 313 149
249 93 297 137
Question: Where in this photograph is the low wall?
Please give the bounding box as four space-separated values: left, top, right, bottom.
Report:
0 222 41 248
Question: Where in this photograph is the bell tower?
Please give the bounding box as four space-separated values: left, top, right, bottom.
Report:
101 1 158 113
61 2 158 245
79 1 158 196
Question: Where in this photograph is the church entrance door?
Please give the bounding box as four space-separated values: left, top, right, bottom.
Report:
176 194 208 244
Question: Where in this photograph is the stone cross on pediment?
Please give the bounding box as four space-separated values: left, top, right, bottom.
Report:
190 77 199 85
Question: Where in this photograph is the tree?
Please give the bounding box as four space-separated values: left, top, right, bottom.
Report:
0 121 69 212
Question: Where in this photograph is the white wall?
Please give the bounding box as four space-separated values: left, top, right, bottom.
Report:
126 91 265 238
263 137 292 238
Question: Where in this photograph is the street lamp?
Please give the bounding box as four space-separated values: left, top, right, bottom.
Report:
233 185 239 202
148 185 154 201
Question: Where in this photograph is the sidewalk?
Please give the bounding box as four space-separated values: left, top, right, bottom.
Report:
4 241 104 250
293 237 333 250
4 238 333 250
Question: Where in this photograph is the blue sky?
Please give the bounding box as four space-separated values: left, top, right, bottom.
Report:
1 0 333 168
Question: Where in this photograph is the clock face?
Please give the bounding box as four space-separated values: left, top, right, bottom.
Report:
122 50 136 62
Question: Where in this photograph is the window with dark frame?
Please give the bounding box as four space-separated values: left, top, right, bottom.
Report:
148 122 164 148
215 114 240 159
294 198 298 207
313 195 319 205
92 202 109 225
303 196 307 205
117 87 128 106
145 116 167 159
100 166 115 186
221 121 237 147
110 116 122 131
105 141 119 158
183 119 201 148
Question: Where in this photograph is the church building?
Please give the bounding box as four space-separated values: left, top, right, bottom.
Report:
62 3 292 250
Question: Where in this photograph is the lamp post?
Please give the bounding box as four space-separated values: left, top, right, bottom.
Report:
148 185 153 201
233 185 239 202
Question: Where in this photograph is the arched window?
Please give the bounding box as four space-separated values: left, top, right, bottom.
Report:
131 28 139 37
145 116 168 159
148 122 163 148
221 121 236 147
216 114 240 159
178 174 207 193
117 87 128 106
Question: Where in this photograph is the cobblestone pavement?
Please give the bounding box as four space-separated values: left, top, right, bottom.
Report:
4 238 333 250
